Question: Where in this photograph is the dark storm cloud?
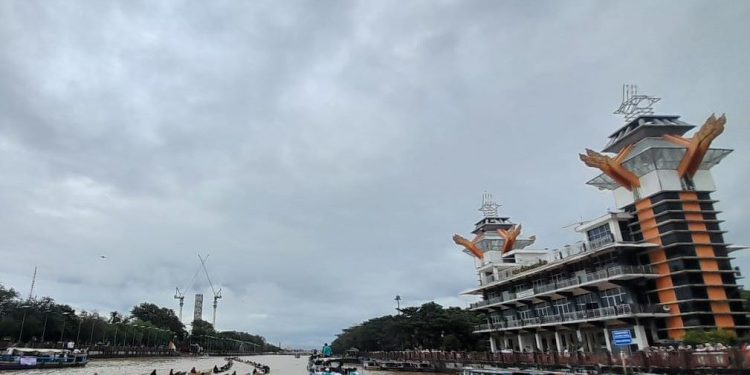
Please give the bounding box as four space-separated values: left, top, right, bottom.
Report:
1 0 749 347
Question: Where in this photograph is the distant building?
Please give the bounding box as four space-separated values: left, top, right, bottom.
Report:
455 89 746 353
194 293 203 322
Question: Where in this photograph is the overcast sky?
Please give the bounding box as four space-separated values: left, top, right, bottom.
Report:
1 0 749 348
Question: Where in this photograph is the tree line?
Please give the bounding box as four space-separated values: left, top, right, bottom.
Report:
0 282 279 352
331 302 487 353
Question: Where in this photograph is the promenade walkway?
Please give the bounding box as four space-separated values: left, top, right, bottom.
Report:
365 349 749 374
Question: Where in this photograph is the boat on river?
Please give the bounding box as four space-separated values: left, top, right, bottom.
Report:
307 355 360 375
0 347 89 370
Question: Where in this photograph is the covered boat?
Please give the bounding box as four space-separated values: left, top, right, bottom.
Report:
0 347 89 370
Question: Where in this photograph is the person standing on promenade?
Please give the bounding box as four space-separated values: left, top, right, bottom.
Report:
322 343 333 357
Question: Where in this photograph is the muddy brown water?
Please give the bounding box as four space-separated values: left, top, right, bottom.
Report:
16 354 445 375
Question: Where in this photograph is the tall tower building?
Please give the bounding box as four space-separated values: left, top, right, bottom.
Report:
580 85 747 340
194 293 204 322
458 87 746 354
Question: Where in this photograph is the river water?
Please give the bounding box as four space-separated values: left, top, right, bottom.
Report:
20 354 444 375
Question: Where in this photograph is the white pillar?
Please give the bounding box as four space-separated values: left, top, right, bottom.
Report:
517 334 525 351
489 336 497 353
649 320 659 345
535 332 543 351
603 327 613 353
633 324 649 350
554 331 563 352
576 329 584 351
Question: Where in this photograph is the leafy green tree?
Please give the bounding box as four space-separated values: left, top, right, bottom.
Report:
191 319 215 337
131 302 186 339
683 329 738 346
219 330 280 352
0 284 18 303
331 302 486 353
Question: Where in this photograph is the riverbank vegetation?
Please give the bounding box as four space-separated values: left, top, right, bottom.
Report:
0 282 279 351
331 302 486 353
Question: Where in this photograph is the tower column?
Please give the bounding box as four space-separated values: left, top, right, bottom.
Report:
633 321 649 350
603 327 613 352
535 332 543 351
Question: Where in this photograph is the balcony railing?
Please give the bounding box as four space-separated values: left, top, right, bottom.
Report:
470 265 654 310
589 234 615 250
475 304 666 332
364 350 746 372
477 235 637 288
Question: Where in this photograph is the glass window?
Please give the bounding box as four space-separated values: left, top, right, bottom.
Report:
554 298 572 315
535 302 553 317
575 293 598 310
517 307 534 320
601 288 627 307
587 224 614 247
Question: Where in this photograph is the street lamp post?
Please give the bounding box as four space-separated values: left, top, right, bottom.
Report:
41 312 50 344
16 304 30 344
75 316 82 346
59 315 68 348
89 318 96 346
113 324 119 348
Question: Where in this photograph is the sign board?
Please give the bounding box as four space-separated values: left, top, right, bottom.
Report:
612 329 632 346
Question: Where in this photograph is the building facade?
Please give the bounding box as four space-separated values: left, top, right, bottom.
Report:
454 92 747 353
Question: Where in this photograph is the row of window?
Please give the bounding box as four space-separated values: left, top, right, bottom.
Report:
667 258 734 272
647 284 740 302
650 192 712 203
489 289 631 323
677 301 747 314
681 311 747 328
484 255 629 300
663 245 729 258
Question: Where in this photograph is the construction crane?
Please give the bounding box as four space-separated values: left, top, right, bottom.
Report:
27 266 37 301
199 253 222 328
174 288 185 321
175 256 206 323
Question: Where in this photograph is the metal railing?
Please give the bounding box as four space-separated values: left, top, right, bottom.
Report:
589 234 615 250
477 236 639 288
470 265 654 310
363 350 746 371
474 303 666 332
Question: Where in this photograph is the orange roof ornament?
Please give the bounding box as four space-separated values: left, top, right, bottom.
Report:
579 144 641 190
663 113 726 178
497 224 522 254
453 234 484 259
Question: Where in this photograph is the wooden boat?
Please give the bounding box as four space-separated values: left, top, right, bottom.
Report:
0 347 89 370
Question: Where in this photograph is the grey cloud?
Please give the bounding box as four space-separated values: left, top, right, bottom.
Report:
1 0 749 347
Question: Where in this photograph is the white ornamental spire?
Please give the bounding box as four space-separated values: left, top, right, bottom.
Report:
478 192 501 218
613 84 661 122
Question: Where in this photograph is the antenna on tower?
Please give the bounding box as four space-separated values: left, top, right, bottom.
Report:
199 253 222 327
27 266 37 302
478 192 501 218
613 84 661 122
174 288 185 321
